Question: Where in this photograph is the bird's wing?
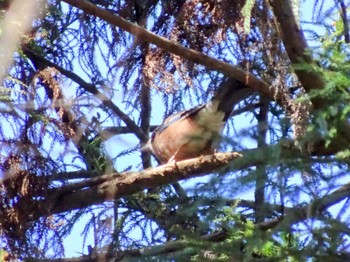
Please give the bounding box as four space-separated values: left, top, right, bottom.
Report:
154 104 206 135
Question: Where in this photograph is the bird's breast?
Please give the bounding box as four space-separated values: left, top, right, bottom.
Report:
151 105 225 163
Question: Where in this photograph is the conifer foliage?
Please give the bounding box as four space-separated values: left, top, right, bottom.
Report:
0 0 349 260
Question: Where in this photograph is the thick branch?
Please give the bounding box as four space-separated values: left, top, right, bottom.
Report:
5 145 349 238
268 0 325 109
60 0 284 105
338 0 349 43
35 152 243 218
139 44 152 167
12 144 350 220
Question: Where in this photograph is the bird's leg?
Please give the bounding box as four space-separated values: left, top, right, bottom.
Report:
167 154 181 172
167 148 181 164
167 147 182 169
167 155 176 163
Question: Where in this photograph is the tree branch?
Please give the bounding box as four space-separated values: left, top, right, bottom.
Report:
257 181 350 231
139 44 152 168
60 0 286 105
24 48 148 142
7 144 349 222
98 103 259 140
1 141 347 227
254 96 269 223
35 152 243 218
338 0 349 43
268 0 326 109
27 230 232 262
27 188 350 261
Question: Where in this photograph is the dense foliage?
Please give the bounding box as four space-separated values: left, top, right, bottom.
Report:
0 0 349 260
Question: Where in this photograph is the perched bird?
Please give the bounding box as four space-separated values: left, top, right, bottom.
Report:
145 79 252 164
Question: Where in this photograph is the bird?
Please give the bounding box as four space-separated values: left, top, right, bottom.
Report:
144 79 252 164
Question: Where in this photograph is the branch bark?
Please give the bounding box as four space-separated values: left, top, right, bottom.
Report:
60 0 286 105
11 144 349 222
338 0 349 43
268 0 326 109
15 152 243 221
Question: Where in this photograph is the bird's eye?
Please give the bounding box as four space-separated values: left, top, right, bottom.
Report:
151 132 156 141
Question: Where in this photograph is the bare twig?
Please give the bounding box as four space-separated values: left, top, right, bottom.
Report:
24 48 147 141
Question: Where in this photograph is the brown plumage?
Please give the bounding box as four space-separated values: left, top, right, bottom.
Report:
145 79 252 164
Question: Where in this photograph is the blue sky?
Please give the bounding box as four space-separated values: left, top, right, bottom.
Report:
51 0 341 257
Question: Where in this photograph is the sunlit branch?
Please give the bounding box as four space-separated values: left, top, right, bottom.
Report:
268 0 325 109
60 0 288 106
16 145 349 219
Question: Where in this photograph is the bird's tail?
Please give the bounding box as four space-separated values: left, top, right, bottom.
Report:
212 79 253 120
